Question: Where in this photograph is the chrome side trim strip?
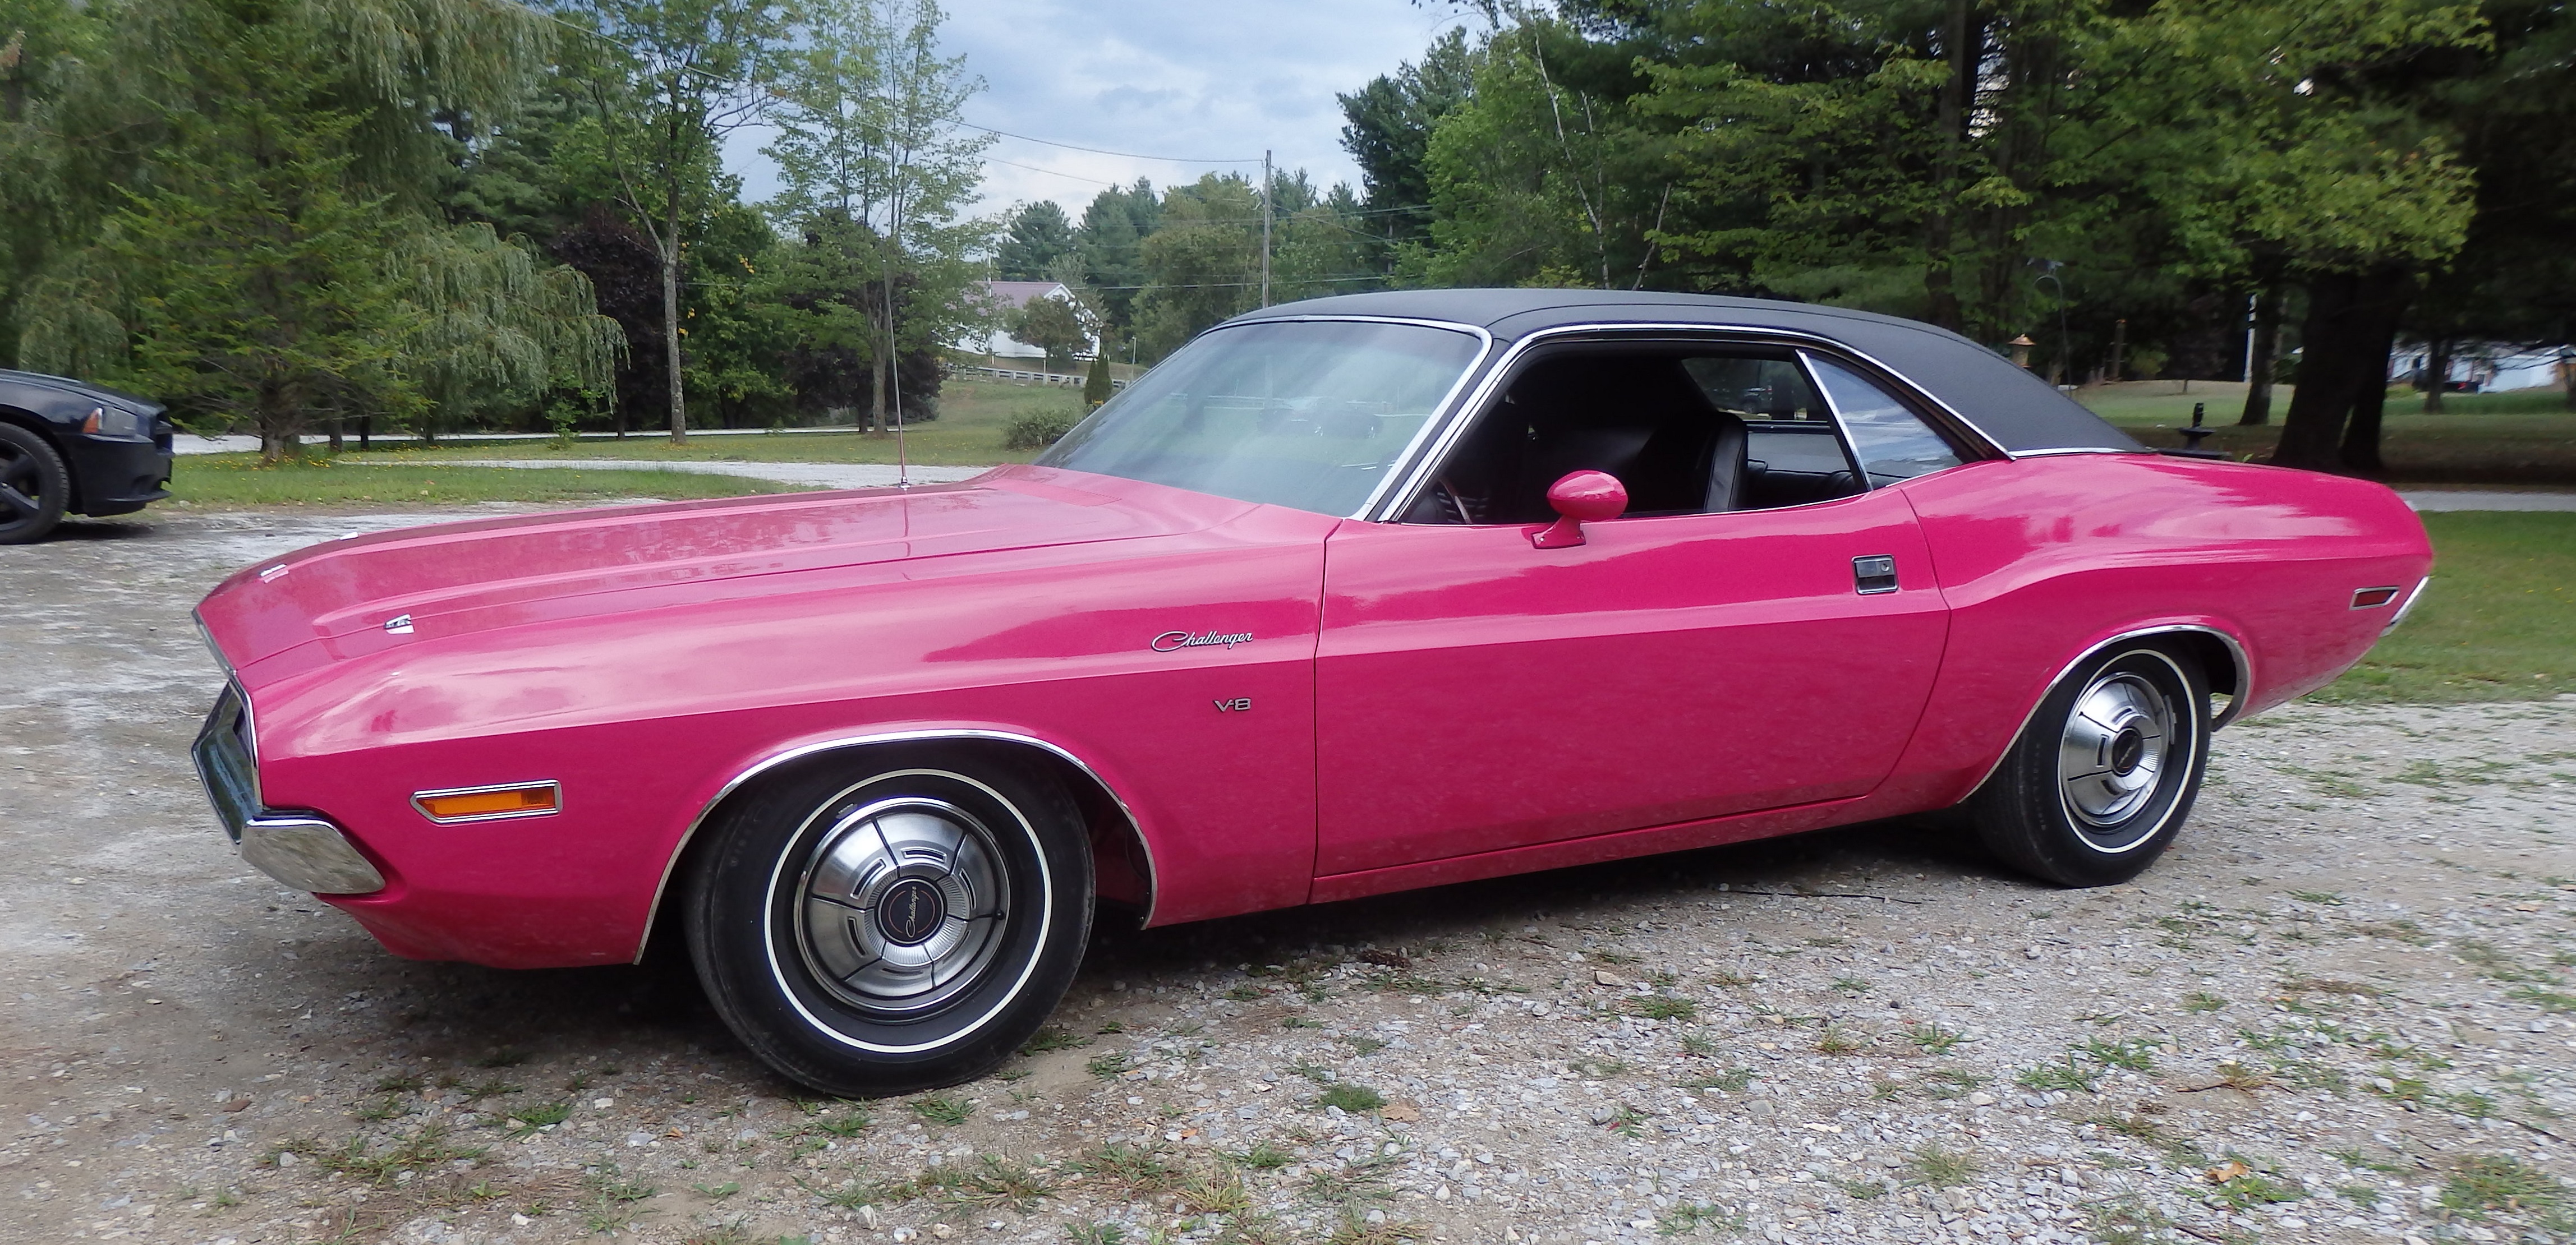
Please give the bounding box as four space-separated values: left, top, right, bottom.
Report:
410 780 564 824
2385 577 2432 632
1958 624 2255 800
633 728 1158 963
1363 322 2013 524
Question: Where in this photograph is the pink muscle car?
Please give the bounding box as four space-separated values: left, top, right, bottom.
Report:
192 290 2433 1094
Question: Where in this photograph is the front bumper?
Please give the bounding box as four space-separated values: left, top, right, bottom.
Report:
192 685 385 895
66 430 172 517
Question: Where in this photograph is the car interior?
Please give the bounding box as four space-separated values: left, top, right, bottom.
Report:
1405 345 1943 525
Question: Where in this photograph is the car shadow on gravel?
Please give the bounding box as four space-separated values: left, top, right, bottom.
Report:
30 517 159 542
1086 813 2016 988
261 814 2013 1089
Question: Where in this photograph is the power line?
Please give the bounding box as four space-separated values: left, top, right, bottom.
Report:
962 121 1264 165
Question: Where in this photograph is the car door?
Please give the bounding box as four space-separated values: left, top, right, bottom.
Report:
1311 340 1956 879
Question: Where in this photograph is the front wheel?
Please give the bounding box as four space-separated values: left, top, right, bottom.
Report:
0 423 68 545
1968 643 2210 887
683 747 1093 1095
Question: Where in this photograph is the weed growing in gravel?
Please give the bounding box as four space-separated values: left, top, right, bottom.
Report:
1605 1104 1649 1136
292 1124 488 1186
351 1095 412 1122
504 1100 570 1139
2183 991 2227 1012
1678 1067 1755 1092
912 1093 972 1125
1064 1223 1126 1245
2080 1037 2159 1072
582 1165 655 1233
1629 995 1699 1021
1345 1034 1388 1055
2083 1194 2185 1245
1570 1055 1631 1078
2016 1053 2099 1092
1226 1141 1294 1170
692 1180 740 1199
1022 1025 1091 1054
1708 969 1754 987
1316 1083 1386 1114
1654 1202 1745 1235
375 1073 425 1092
1678 1031 1721 1056
1839 1178 1887 1199
811 1107 872 1137
2510 984 2576 1011
1291 1060 1336 1083
2338 1184 2384 1209
1304 1159 1396 1206
2288 890 2347 905
1282 1016 1323 1029
1905 1143 1980 1187
463 1077 521 1100
1174 1165 1251 1214
1085 1052 1132 1078
2203 1166 2301 1210
1815 1026 1867 1055
1322 1208 1420 1244
1903 1022 1965 1054
907 1154 1053 1210
2441 1154 2565 1215
1830 975 1871 994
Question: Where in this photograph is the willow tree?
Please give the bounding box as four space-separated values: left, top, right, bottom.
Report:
15 0 620 458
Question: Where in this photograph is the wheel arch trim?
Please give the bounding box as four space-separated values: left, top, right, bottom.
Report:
634 727 1157 965
1962 622 2251 803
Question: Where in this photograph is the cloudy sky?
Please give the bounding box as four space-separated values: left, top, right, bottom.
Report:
731 0 1477 217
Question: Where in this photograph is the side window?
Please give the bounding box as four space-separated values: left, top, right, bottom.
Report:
1401 345 1912 524
1804 354 1967 486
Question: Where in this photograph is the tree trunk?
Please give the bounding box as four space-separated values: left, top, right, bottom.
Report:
1922 0 1975 334
2422 336 2451 413
661 237 688 446
2275 268 2413 472
2339 306 2404 474
2238 276 2283 426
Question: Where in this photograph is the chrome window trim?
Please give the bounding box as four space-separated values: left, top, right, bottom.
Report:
410 780 565 825
2009 446 2138 458
1959 624 2255 800
1084 314 1497 522
633 728 1157 964
1363 322 2012 524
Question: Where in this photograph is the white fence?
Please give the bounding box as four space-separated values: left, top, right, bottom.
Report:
956 364 1126 391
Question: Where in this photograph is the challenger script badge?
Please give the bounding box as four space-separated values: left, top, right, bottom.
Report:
1152 630 1253 652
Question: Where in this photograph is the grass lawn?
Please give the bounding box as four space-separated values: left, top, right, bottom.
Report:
171 455 805 508
2077 381 2576 484
2311 511 2576 704
335 378 1078 468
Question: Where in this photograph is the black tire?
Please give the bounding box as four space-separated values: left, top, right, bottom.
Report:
0 423 68 545
1968 642 2210 887
683 746 1092 1096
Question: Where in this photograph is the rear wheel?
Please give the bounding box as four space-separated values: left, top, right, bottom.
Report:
683 747 1093 1096
1970 642 2209 887
0 424 67 545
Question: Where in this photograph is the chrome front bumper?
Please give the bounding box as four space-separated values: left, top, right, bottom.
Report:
192 685 385 896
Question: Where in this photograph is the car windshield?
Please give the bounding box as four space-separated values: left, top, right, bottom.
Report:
1037 319 1484 515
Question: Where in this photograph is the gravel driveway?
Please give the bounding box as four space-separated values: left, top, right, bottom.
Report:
4 510 2572 1245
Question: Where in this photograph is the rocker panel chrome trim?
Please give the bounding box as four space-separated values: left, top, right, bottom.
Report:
634 729 1157 964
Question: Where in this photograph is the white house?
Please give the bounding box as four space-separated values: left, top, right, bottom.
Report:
964 280 1094 365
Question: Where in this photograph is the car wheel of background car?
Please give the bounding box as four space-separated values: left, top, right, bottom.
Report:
1968 642 2210 888
0 424 68 545
682 746 1093 1096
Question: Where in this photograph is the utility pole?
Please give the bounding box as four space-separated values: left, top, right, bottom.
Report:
1260 149 1273 308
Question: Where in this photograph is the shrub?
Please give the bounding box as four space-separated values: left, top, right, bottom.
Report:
1004 408 1082 450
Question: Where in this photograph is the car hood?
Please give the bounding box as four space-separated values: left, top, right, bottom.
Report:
197 465 1257 683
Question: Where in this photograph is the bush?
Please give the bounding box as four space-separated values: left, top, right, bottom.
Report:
1004 408 1082 450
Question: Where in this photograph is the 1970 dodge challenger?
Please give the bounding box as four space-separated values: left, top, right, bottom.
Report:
192 290 2432 1094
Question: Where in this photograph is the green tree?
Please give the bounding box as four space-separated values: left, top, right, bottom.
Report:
1004 292 1087 371
765 0 990 431
567 0 790 444
1082 350 1112 408
996 200 1076 280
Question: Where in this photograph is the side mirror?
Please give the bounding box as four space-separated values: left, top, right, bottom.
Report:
1531 470 1627 548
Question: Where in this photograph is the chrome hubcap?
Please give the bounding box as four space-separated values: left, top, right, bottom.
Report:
2058 671 2174 840
793 797 1010 1018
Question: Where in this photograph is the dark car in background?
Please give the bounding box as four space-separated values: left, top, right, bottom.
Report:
0 369 174 544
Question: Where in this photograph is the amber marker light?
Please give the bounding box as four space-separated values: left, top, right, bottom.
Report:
412 781 562 824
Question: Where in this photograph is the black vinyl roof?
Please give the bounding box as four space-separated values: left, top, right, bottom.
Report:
1229 289 2138 455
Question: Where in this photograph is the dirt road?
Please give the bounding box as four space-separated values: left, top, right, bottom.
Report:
4 509 2571 1245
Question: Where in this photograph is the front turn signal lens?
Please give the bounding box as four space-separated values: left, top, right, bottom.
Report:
412 781 560 823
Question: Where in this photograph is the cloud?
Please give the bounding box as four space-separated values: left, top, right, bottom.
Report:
727 0 1474 219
